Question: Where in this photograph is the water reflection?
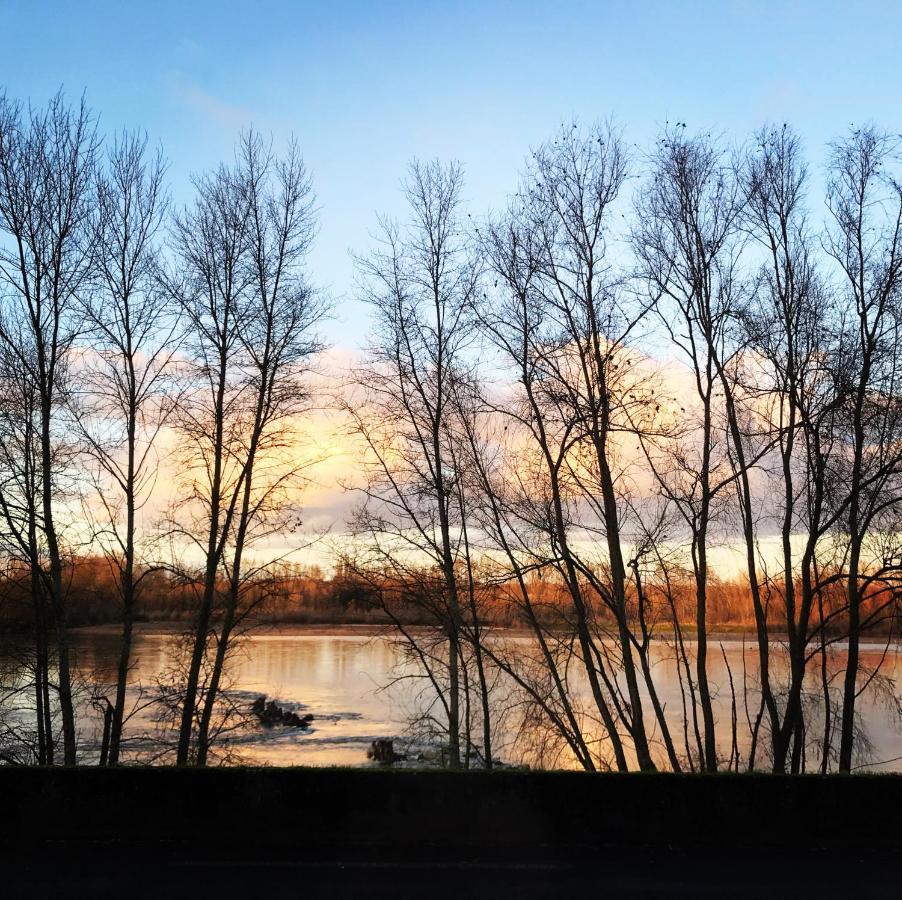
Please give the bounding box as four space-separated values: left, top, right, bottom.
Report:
9 626 902 770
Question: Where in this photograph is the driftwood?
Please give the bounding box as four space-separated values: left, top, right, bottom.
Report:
367 739 406 764
251 695 314 729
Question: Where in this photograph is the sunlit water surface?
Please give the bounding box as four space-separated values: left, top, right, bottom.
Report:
22 626 902 770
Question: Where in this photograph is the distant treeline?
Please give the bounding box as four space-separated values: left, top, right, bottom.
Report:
1 554 896 636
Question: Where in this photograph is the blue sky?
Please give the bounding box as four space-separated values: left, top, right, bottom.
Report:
2 0 900 348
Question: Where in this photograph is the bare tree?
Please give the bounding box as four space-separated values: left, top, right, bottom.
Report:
736 124 843 771
633 126 744 771
345 159 479 768
0 360 55 763
166 132 323 766
476 124 669 770
165 149 248 765
193 133 325 765
72 131 176 764
825 127 902 772
0 92 98 764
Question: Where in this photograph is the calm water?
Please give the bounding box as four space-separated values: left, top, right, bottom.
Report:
69 626 413 766
29 626 902 769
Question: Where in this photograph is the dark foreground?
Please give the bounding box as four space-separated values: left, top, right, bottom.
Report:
4 768 901 899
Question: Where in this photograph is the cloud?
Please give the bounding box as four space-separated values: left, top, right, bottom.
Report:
169 76 255 132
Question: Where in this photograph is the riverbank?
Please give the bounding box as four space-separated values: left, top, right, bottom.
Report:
66 618 902 646
2 613 896 645
3 768 901 898
67 620 398 637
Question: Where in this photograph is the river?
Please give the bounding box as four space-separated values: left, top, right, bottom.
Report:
6 625 902 770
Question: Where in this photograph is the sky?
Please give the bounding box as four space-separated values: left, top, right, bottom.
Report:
2 0 900 349
2 0 901 570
